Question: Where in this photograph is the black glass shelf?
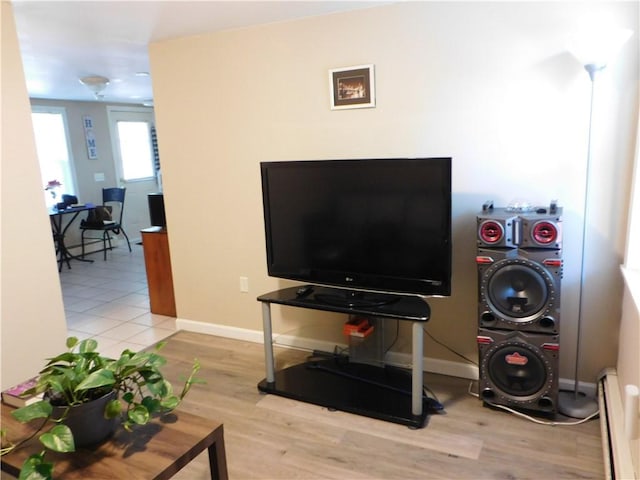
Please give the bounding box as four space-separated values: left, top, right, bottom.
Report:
257 285 430 321
258 357 432 428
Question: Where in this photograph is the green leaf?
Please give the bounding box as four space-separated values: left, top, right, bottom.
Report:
128 405 150 425
41 352 76 368
159 395 180 410
19 452 53 480
78 338 97 354
146 378 171 397
43 377 66 398
74 369 115 391
104 398 122 419
147 353 167 368
122 391 134 404
141 396 161 414
11 401 52 422
39 425 74 453
66 337 79 349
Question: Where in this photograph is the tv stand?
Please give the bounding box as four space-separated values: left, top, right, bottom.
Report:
314 289 399 308
257 286 431 428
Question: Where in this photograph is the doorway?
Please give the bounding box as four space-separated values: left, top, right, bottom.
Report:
107 106 160 238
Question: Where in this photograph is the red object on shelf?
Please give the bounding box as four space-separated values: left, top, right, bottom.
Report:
343 317 374 338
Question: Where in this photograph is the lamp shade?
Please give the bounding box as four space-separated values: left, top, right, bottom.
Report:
566 27 633 68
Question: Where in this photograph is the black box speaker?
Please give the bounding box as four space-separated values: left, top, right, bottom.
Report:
148 193 166 228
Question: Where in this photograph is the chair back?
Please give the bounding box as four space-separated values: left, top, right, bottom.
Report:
102 187 126 224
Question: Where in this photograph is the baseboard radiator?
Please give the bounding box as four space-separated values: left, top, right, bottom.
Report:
599 369 637 479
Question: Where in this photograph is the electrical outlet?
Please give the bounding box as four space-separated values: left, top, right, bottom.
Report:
240 276 249 293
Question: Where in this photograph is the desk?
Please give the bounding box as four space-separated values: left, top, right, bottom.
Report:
1 406 228 480
49 205 94 271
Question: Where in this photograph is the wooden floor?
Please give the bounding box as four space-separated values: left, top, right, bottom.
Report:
156 331 603 480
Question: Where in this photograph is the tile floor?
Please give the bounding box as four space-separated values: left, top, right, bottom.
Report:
60 244 176 358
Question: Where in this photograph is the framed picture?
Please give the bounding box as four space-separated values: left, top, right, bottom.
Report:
329 64 375 110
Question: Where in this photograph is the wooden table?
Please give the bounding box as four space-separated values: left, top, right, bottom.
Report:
1 407 228 480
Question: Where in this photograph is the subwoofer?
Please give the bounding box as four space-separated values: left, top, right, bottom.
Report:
477 328 559 413
477 247 562 333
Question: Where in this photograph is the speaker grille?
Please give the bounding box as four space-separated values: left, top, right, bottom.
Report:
531 221 558 246
477 329 559 412
478 220 504 245
481 257 556 324
486 344 547 396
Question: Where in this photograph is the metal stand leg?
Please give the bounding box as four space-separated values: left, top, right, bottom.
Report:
412 321 424 416
262 302 275 383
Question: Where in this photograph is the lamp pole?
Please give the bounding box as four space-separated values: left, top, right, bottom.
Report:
558 23 632 418
557 63 602 419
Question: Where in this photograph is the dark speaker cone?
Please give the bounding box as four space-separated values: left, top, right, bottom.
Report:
487 264 548 318
487 345 546 397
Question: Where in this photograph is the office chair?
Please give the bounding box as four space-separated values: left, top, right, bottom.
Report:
80 187 132 260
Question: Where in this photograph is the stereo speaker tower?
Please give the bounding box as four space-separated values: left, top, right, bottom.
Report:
476 201 563 414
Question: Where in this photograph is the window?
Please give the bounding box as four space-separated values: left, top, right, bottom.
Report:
115 120 154 181
31 107 76 207
623 118 640 270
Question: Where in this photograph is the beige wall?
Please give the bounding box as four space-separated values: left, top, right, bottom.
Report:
150 1 638 382
1 1 67 389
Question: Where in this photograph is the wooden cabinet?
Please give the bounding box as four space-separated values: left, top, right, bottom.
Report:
141 227 176 317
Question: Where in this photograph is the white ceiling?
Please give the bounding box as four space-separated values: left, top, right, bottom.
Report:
12 1 386 105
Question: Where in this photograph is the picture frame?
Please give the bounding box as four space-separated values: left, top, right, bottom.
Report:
329 64 375 110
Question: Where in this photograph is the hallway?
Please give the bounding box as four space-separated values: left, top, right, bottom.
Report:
59 244 176 357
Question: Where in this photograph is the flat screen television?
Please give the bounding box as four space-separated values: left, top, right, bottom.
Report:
260 158 452 303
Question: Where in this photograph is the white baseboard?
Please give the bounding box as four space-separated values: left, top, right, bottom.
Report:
599 369 637 480
177 318 265 344
175 318 595 394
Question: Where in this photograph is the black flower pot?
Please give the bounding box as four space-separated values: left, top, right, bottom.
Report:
51 390 118 447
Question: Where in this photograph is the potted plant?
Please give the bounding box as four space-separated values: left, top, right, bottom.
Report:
0 336 201 480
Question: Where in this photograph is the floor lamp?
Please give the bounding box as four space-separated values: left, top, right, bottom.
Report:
558 26 633 419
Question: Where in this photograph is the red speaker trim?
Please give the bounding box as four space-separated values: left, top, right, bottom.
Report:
531 221 558 245
479 220 504 244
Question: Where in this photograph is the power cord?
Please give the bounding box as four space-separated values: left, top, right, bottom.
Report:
487 401 599 426
385 319 400 354
467 381 599 426
422 325 478 366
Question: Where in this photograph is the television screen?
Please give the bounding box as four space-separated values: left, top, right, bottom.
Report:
260 158 452 298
